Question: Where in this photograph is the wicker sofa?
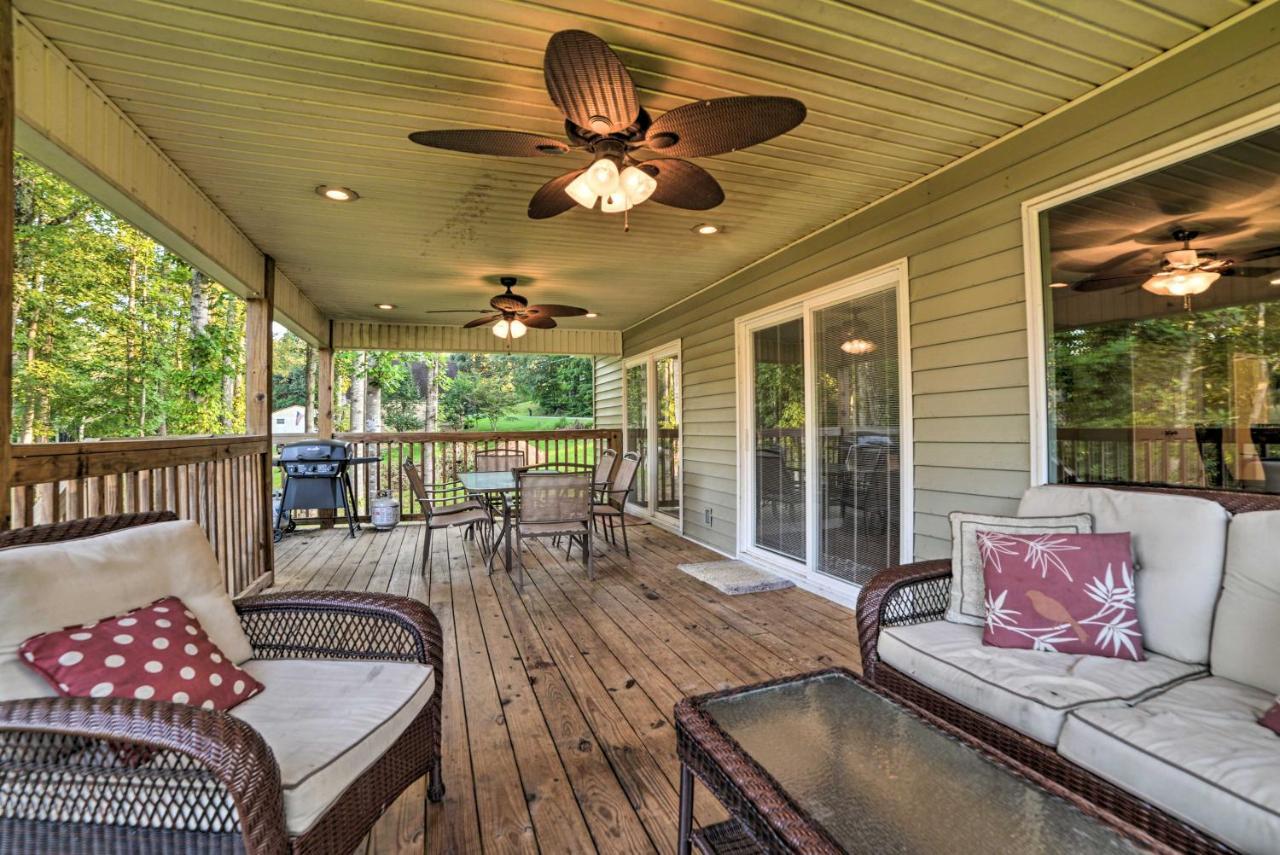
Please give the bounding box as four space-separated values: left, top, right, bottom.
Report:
0 512 444 855
857 484 1280 855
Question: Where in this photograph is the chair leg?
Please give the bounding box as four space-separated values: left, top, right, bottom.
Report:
620 514 630 557
586 527 594 580
422 525 433 574
428 756 445 802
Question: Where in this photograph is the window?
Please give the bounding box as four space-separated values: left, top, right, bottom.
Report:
1037 125 1280 492
624 342 681 526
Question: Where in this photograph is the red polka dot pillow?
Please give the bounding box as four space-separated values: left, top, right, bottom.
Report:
18 596 264 711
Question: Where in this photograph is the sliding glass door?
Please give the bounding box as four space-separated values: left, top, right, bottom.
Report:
738 266 910 592
624 343 682 527
812 288 901 586
751 319 806 560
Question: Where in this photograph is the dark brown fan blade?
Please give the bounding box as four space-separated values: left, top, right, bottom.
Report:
463 314 501 329
529 168 586 219
543 30 639 135
640 158 724 210
523 304 589 318
522 316 558 330
1071 274 1149 293
408 129 569 157
645 96 805 159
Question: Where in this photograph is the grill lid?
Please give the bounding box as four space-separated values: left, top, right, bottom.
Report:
279 439 351 462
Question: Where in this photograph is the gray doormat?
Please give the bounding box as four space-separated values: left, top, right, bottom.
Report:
677 560 795 595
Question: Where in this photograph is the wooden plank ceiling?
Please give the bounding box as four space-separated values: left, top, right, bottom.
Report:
13 0 1255 329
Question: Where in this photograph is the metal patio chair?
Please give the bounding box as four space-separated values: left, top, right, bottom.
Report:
512 470 593 589
403 462 493 572
592 451 641 557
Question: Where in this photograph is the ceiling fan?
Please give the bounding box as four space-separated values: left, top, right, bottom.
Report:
438 277 590 339
408 30 806 224
1066 228 1280 306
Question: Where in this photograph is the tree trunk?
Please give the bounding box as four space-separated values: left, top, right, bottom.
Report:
426 357 439 431
349 352 366 432
220 297 236 432
304 345 315 433
365 379 382 500
188 270 208 405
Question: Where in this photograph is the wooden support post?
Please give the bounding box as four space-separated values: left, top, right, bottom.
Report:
316 334 335 528
0 0 13 531
245 256 275 584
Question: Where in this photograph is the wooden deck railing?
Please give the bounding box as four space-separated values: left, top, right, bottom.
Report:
7 435 273 596
278 428 623 521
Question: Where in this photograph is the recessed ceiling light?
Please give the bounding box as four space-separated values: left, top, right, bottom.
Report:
693 223 720 235
375 303 395 310
585 312 598 318
1049 281 1070 289
1271 277 1280 286
316 185 358 201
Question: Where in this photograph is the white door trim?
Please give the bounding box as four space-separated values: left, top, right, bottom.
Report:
1021 103 1280 486
733 258 913 597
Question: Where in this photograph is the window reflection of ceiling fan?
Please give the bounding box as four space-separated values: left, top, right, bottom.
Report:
431 277 589 340
407 30 805 223
1068 228 1280 303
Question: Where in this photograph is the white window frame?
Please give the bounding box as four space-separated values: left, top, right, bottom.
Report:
1021 103 1280 486
622 339 683 533
734 259 913 603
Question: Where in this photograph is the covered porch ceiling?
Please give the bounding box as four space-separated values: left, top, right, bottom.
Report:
11 0 1255 332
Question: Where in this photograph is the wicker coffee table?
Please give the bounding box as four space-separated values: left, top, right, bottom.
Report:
674 668 1157 854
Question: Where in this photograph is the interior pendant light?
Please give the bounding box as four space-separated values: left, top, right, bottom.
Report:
508 319 528 338
840 338 877 355
492 318 510 338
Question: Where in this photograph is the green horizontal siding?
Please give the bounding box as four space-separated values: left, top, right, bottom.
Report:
623 6 1280 561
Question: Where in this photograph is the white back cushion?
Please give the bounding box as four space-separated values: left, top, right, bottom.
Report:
1212 510 1280 694
1018 486 1229 664
0 520 253 701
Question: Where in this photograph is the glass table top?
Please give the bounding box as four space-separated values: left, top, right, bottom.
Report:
456 470 519 492
701 672 1141 854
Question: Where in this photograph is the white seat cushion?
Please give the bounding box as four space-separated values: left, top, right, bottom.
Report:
233 659 434 836
1059 676 1280 854
1213 510 1280 694
0 521 254 702
1018 485 1229 664
878 621 1205 745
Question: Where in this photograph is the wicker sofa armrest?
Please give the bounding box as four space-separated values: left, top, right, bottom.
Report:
855 559 950 681
235 590 442 674
0 695 287 855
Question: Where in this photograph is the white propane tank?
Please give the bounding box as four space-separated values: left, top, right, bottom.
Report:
370 490 400 531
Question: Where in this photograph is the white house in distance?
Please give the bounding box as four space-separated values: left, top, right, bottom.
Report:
272 405 307 435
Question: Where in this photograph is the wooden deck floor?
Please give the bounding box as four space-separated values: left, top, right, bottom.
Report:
271 517 859 854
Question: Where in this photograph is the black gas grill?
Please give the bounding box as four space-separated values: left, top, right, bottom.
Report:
274 440 377 540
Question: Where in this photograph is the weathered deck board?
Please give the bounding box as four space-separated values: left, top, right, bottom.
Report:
271 517 858 853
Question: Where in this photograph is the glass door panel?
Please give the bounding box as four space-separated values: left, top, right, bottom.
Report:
625 362 649 507
752 319 806 560
655 354 681 519
813 289 900 585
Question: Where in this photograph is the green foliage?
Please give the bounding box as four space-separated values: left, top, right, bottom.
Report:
12 155 245 441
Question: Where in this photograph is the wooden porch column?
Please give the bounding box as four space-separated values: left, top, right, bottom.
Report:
245 256 275 584
316 331 335 527
0 0 14 531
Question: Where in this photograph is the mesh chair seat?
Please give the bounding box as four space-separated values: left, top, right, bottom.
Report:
426 507 491 529
519 520 589 537
592 504 622 516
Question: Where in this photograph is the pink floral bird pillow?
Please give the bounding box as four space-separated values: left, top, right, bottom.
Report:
978 530 1144 660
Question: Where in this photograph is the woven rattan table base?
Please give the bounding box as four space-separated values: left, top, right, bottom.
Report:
693 819 762 854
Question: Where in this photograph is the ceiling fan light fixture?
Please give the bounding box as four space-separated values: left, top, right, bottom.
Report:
619 165 657 204
492 319 510 338
509 319 528 338
585 158 621 197
1142 269 1219 297
601 191 633 213
565 172 598 209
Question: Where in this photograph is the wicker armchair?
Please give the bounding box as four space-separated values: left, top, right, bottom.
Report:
0 512 444 855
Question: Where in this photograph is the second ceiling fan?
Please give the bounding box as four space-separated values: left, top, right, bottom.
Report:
409 30 806 222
